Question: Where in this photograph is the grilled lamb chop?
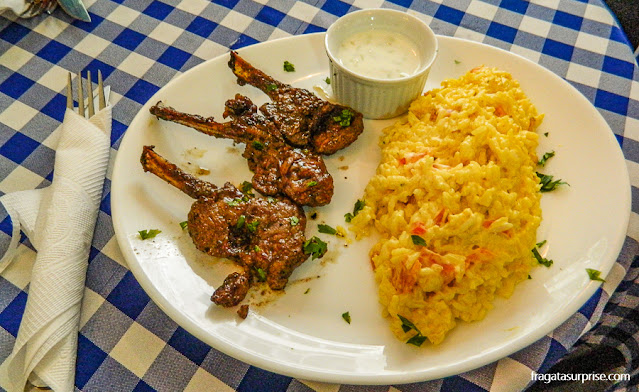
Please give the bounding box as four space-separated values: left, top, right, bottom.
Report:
149 99 333 207
140 145 308 307
228 51 364 155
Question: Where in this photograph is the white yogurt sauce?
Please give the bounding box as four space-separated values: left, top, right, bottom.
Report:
337 29 421 79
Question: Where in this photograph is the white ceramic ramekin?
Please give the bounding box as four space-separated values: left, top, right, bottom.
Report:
325 9 438 119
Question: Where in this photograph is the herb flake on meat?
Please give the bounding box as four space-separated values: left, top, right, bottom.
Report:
225 198 242 206
255 267 267 282
179 221 188 230
333 109 354 127
246 220 260 233
236 215 246 229
240 181 254 196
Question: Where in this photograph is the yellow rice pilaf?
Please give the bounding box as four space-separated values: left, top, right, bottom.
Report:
351 66 544 345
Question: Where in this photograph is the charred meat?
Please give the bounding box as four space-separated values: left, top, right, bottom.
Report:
140 145 308 307
228 51 364 155
149 100 333 207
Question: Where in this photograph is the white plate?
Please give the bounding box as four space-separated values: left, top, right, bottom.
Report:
111 33 631 384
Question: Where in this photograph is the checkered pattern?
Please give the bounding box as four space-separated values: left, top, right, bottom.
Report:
0 0 638 391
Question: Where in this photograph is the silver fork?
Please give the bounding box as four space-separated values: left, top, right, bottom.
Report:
66 71 106 117
20 0 58 18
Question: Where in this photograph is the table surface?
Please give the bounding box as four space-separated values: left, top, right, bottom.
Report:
0 1 638 391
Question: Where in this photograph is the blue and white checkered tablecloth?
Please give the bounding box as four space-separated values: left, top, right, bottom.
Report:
0 0 638 391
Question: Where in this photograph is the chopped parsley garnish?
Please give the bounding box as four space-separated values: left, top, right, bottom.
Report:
536 240 547 248
586 268 606 282
240 181 254 196
398 314 418 332
255 267 267 282
304 288 310 294
252 141 265 150
290 216 300 226
266 83 278 91
138 229 161 240
536 172 568 192
407 334 428 347
342 311 351 324
318 224 337 235
236 215 246 229
254 245 261 252
544 132 549 137
538 151 555 166
333 109 354 127
411 235 427 246
532 247 553 267
179 221 188 230
398 315 426 347
225 198 243 206
266 196 276 203
303 236 328 260
307 180 318 187
454 59 461 64
344 199 365 222
247 220 260 233
325 77 331 84
283 61 295 72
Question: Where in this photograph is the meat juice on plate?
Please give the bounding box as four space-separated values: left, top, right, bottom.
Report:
337 30 421 79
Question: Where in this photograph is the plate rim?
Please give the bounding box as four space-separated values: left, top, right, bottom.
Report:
111 32 631 384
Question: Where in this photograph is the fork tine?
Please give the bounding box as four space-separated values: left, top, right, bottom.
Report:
21 0 46 18
98 70 106 110
20 1 38 18
77 71 85 117
87 71 94 118
66 73 73 110
20 0 56 18
44 0 57 14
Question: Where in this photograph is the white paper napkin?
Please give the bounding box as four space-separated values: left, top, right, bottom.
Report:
0 105 112 392
0 0 26 16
